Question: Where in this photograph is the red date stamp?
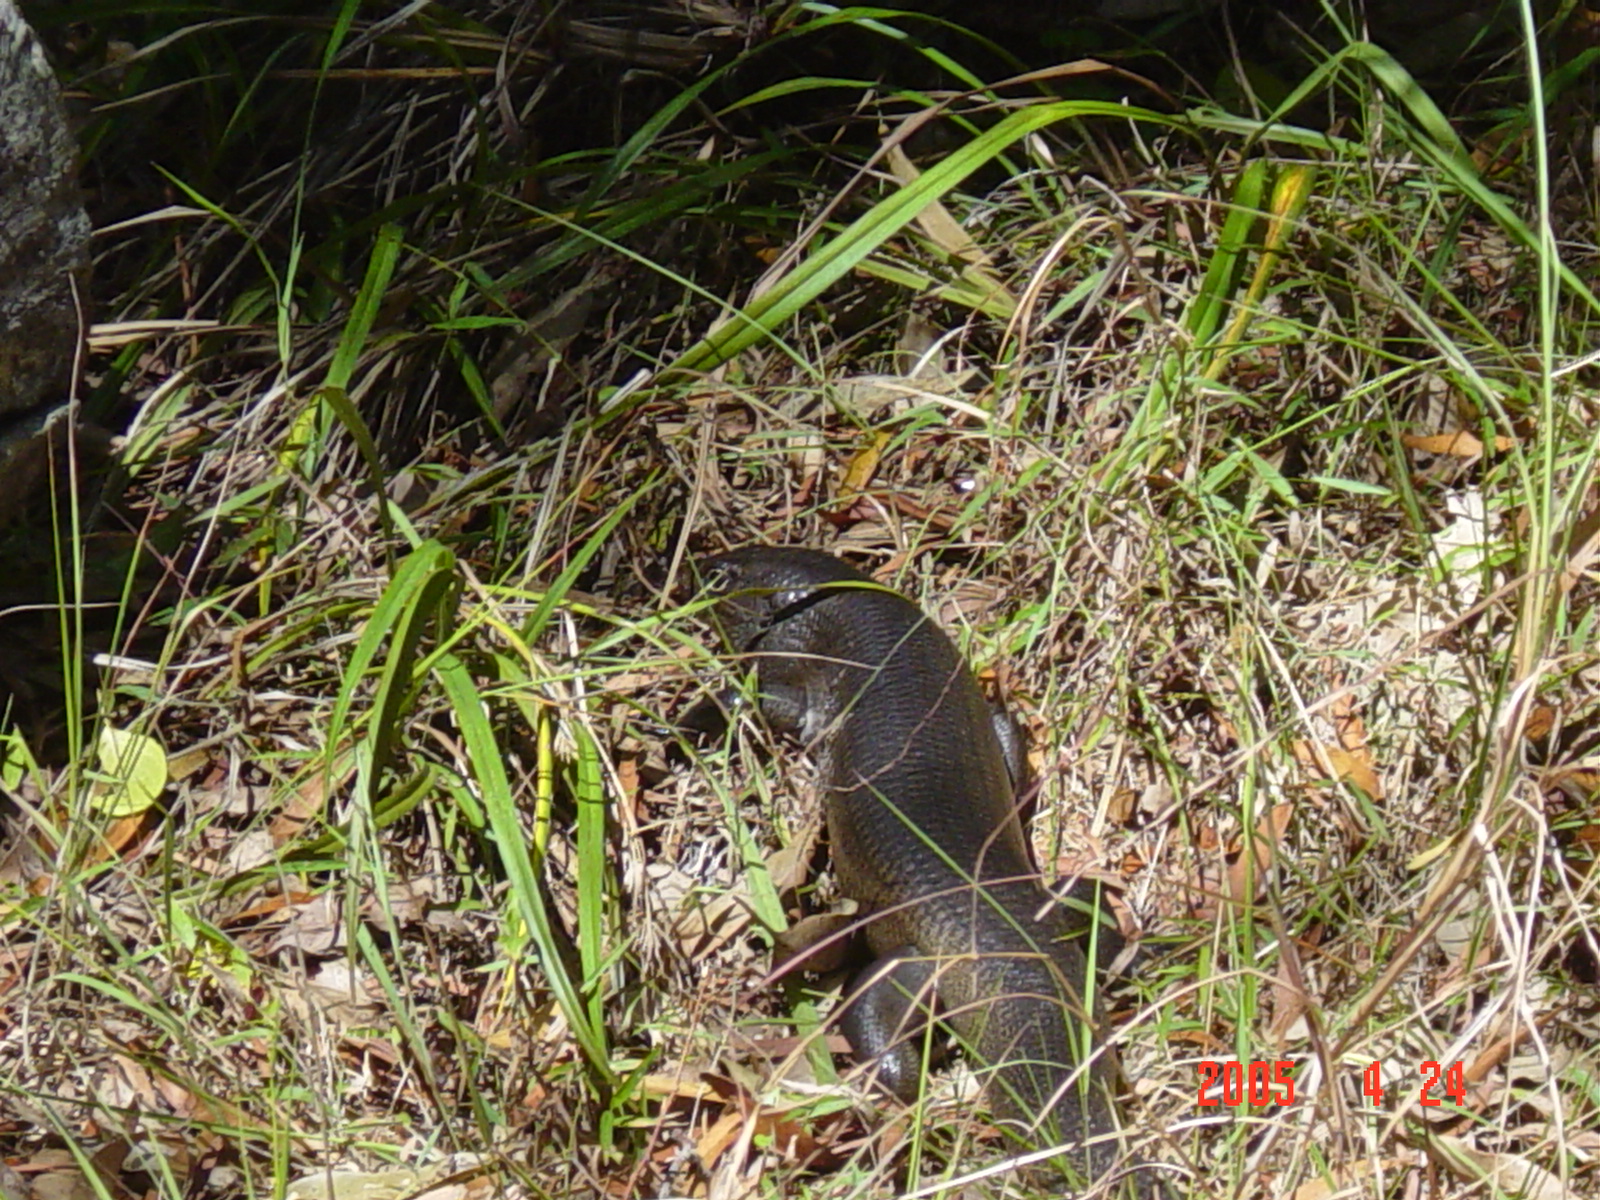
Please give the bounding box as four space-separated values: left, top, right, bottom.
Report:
1197 1060 1296 1107
1197 1060 1468 1107
1382 1059 1468 1107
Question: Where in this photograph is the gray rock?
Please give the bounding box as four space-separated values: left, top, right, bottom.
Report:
0 0 89 418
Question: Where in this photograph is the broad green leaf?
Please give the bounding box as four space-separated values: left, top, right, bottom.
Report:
0 727 34 791
93 726 168 818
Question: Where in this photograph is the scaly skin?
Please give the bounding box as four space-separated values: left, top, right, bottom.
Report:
704 547 1127 1185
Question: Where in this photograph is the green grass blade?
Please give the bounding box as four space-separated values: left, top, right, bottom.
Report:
326 222 403 393
520 472 659 643
571 721 609 1037
327 540 459 787
1185 157 1268 350
660 100 1179 379
435 652 614 1086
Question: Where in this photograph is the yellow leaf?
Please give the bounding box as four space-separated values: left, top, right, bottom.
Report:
837 431 889 507
1401 431 1517 456
93 726 168 818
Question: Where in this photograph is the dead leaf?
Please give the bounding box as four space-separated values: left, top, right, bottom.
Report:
0 1160 25 1200
1559 505 1600 594
1523 704 1556 741
1290 1158 1409 1200
883 145 1017 319
284 959 385 1033
615 756 640 819
270 750 358 843
1105 788 1139 825
221 829 276 875
1166 1028 1230 1054
29 1165 107 1200
267 891 347 954
1290 1177 1335 1200
1427 1135 1575 1199
166 745 211 782
99 812 155 860
24 1145 134 1200
1434 889 1494 973
368 878 436 925
772 912 856 974
1223 803 1294 903
834 432 889 512
1331 694 1365 752
695 1109 747 1172
1432 488 1492 598
764 822 820 898
151 1072 202 1120
0 820 51 893
1402 431 1516 456
223 889 314 926
826 373 974 418
657 868 757 959
641 1074 719 1102
99 1054 160 1111
887 144 992 267
695 1099 827 1179
1268 955 1312 1040
1292 740 1383 800
414 1173 497 1200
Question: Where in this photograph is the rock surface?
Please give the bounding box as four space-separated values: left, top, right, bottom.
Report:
0 0 89 418
0 0 90 534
